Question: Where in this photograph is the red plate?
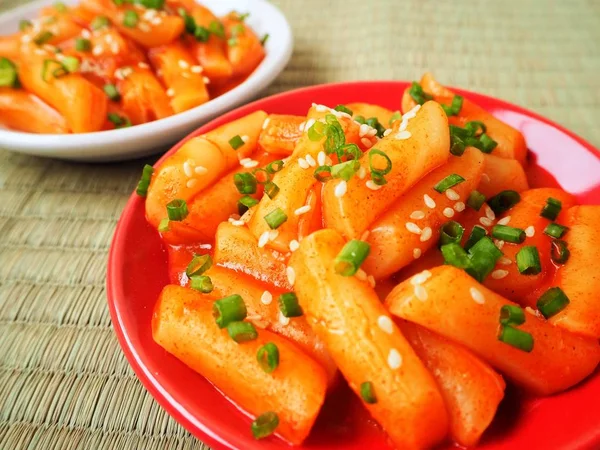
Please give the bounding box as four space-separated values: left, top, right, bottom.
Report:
107 81 600 450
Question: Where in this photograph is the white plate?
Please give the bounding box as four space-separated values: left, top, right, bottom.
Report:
0 0 292 161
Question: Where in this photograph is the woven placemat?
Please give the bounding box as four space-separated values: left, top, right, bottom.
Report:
1 0 599 448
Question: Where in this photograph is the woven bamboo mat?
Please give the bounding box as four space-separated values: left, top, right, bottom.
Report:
1 0 599 448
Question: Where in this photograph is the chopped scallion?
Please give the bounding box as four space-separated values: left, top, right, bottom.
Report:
333 104 353 116
440 242 472 269
257 342 279 373
331 160 360 181
550 239 570 264
314 165 332 182
334 240 370 276
103 83 120 101
409 81 433 105
190 275 213 293
500 305 526 326
238 195 258 215
194 26 210 42
227 321 257 342
0 58 18 88
107 112 131 128
264 207 287 229
61 56 79 73
251 412 279 439
498 325 534 352
158 218 169 232
138 0 165 9
537 287 569 319
466 237 503 282
388 111 401 125
360 381 377 404
540 197 562 220
464 225 487 251
441 95 463 117
439 221 465 246
266 160 284 174
208 20 225 38
19 20 32 31
516 246 541 275
185 253 212 277
166 198 188 221
75 38 92 52
229 135 245 150
488 190 521 215
91 15 110 30
213 295 247 328
433 173 465 193
491 225 526 244
33 30 54 45
544 222 569 239
466 190 486 211
260 33 269 46
368 149 392 179
264 181 280 199
135 164 153 196
252 167 271 184
278 292 303 317
234 172 257 194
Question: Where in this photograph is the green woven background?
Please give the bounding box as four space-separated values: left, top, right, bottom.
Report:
1 0 599 448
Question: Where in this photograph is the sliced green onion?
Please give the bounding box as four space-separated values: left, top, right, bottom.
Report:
257 342 279 373
107 112 131 128
0 58 18 88
260 33 269 46
488 190 521 215
550 239 570 264
123 9 140 28
516 246 541 275
464 225 487 251
366 117 386 138
158 218 169 232
238 195 258 215
52 64 68 79
278 292 303 317
388 111 401 125
466 237 503 282
441 95 463 117
498 326 534 352
369 149 392 176
227 38 237 47
228 134 244 150
266 160 284 174
334 240 370 276
466 190 486 211
354 115 366 125
135 164 153 196
75 38 92 52
166 199 188 221
251 412 279 439
433 173 465 193
91 15 110 30
360 381 377 404
370 172 387 186
54 2 67 12
537 287 570 319
492 225 526 244
264 181 279 199
185 253 212 277
465 121 487 136
314 165 332 182
252 167 270 184
308 121 326 141
138 0 165 9
334 104 353 116
34 31 54 45
194 26 210 42
540 197 562 220
190 275 213 293
42 59 58 82
61 56 79 73
227 321 257 342
339 143 361 161
178 8 196 34
214 295 247 328
264 208 287 229
478 134 498 153
234 172 257 194
409 81 433 105
500 305 526 326
449 132 466 156
331 160 360 181
103 83 120 101
439 221 465 246
19 20 32 31
440 242 472 269
208 20 225 38
544 222 569 239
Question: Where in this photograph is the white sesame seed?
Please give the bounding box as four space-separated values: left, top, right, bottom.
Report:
262 117 270 130
406 222 422 235
359 123 370 137
241 159 259 169
377 316 394 334
294 205 311 216
413 248 422 259
329 328 345 335
203 76 210 84
491 270 509 280
334 180 347 198
138 62 149 69
305 154 317 167
92 45 103 56
410 270 432 285
366 180 382 191
286 266 296 286
183 161 193 177
139 23 151 32
396 130 412 140
34 48 47 56
241 135 249 143
470 287 485 304
178 59 189 69
387 349 402 369
454 202 466 212
105 34 114 44
419 227 433 242
424 194 436 209
357 166 367 180
81 29 91 38
317 151 326 166
21 34 32 43
499 257 512 265
268 230 279 242
446 189 460 201
525 306 537 316
181 72 190 79
289 240 300 252
304 118 315 131
443 207 455 218
361 137 373 148
151 17 162 25
383 128 392 137
410 210 426 220
525 226 535 237
480 217 494 227
314 104 328 112
258 231 269 248
367 275 376 288
111 43 119 54
414 284 428 301
360 230 370 241
186 178 197 188
355 269 367 281
497 216 511 225
228 218 245 227
142 9 157 20
485 206 496 221
298 158 309 169
481 173 491 183
366 128 378 137
194 166 208 175
279 311 290 326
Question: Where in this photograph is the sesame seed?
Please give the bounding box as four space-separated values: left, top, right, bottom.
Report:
454 202 466 212
359 123 370 137
485 206 496 221
409 210 426 221
156 69 163 77
525 306 537 316
286 266 296 286
396 130 412 140
525 226 535 237
470 287 485 304
203 76 210 84
241 135 249 143
317 151 326 166
366 128 378 137
361 137 373 148
181 72 191 79
424 194 436 209
186 178 197 188
92 45 103 56
241 159 259 169
298 158 309 169
329 328 345 335
406 222 422 235
111 43 119 54
305 118 315 131
366 180 382 191
313 104 328 112
383 129 392 137
499 257 512 265
497 216 511 225
481 173 491 183
268 230 279 241
166 88 175 97
34 48 47 56
105 34 114 44
228 218 244 227
420 227 432 242
178 59 189 69
413 248 422 259
414 284 428 301
479 217 494 227
494 239 505 250
334 180 347 198
151 17 162 25
360 230 370 241
446 189 460 201
387 349 402 369
279 311 290 326
355 269 367 281
183 161 193 177
21 34 32 43
194 166 208 175
120 67 133 78
138 62 149 69
81 29 91 38
262 117 270 130
258 231 269 248
367 275 376 288
443 207 455 218
294 205 311 216
410 270 432 285
189 65 203 74
357 166 367 179
377 316 394 334
142 9 157 20
305 154 317 167
491 270 509 280
289 240 300 252
139 23 151 32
